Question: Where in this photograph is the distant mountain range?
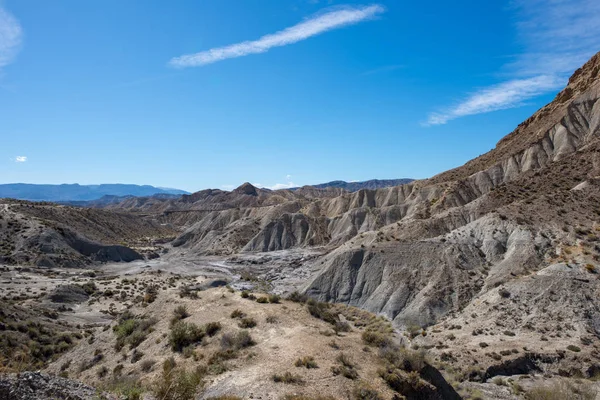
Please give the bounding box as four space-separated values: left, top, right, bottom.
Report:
293 179 413 192
0 179 412 203
0 183 189 202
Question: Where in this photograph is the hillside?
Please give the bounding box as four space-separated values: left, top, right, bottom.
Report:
292 179 414 192
0 183 189 202
0 199 176 268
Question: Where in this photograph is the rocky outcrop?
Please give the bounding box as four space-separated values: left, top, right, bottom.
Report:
0 372 102 400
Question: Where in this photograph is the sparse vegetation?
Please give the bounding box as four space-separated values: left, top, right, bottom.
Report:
113 311 157 351
287 291 308 303
152 357 203 400
171 305 190 325
273 371 304 384
169 321 205 352
238 317 257 329
295 356 318 369
220 330 255 350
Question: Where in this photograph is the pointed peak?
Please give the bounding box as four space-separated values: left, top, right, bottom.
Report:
233 182 258 196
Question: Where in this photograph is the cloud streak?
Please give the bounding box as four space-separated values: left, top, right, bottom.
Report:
426 0 600 125
169 4 384 68
0 7 22 72
15 156 27 162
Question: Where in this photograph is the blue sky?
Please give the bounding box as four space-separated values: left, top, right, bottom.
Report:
1 0 599 192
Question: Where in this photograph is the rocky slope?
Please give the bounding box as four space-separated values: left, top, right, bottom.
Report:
292 178 415 192
0 200 176 268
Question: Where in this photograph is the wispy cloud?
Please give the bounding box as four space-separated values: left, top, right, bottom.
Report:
0 6 22 72
14 156 27 162
425 0 600 125
426 75 563 125
253 175 297 190
169 4 385 68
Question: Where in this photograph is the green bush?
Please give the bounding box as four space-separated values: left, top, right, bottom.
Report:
169 321 205 352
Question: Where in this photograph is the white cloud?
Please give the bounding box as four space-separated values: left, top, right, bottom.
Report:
0 7 22 72
169 4 385 68
425 75 563 125
426 0 600 125
15 156 27 162
253 174 297 190
267 182 298 190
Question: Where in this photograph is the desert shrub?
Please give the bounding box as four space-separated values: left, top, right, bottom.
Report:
585 264 596 273
307 300 337 325
179 286 199 299
169 321 205 352
205 322 222 337
567 345 581 352
238 317 257 329
256 297 268 304
273 371 304 384
266 315 279 323
113 363 124 376
79 353 103 372
334 321 352 334
221 330 255 350
378 345 426 373
97 365 109 378
79 281 98 295
378 368 430 394
113 312 156 351
127 331 148 349
332 364 359 380
152 357 203 400
295 356 318 369
332 353 358 380
241 291 256 300
287 291 308 303
100 377 143 400
140 359 155 372
230 309 246 319
525 381 596 400
362 330 391 348
171 305 190 325
268 294 281 303
130 349 144 363
143 286 158 303
353 381 384 400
